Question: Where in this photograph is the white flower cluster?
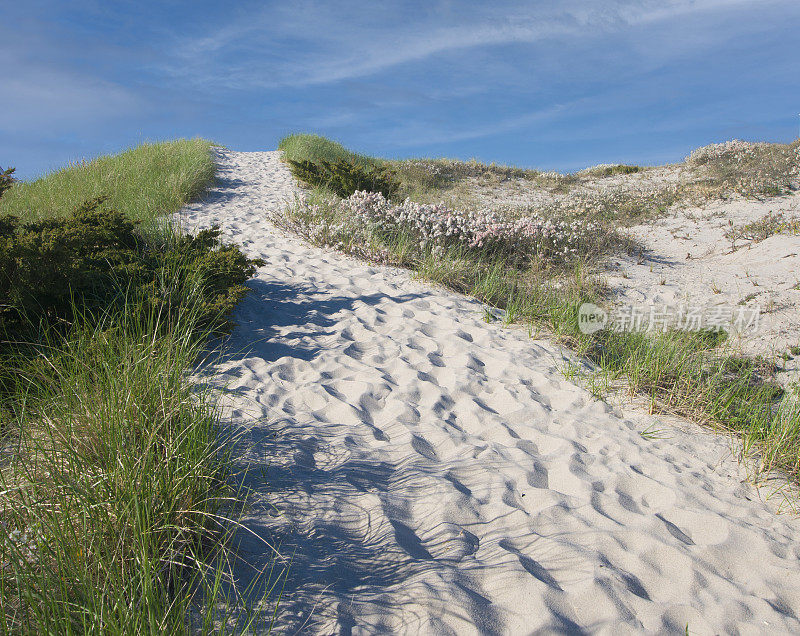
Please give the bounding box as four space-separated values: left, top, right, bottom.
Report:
335 191 601 262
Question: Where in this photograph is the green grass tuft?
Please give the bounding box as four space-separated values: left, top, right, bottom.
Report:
278 133 380 169
1 296 231 633
0 138 216 225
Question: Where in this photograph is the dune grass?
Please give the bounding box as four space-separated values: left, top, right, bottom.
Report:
1 294 232 633
277 134 800 487
278 134 380 170
0 140 273 632
0 138 216 224
278 133 543 202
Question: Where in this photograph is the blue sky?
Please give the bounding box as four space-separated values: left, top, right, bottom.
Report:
3 0 799 180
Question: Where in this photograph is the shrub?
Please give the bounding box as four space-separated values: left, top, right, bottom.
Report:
144 223 265 332
1 197 262 337
0 166 15 199
0 197 144 330
598 164 641 177
287 157 400 200
0 198 263 404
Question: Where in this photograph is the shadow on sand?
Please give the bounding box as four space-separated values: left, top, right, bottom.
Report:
199 278 509 634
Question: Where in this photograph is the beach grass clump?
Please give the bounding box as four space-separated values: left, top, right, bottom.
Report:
0 293 232 633
577 327 799 477
0 138 216 225
724 211 800 246
278 133 380 169
582 328 781 421
0 139 270 631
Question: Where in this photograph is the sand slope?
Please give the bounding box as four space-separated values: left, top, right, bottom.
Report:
606 192 800 383
180 149 800 634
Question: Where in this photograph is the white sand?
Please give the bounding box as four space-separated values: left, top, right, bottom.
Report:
605 192 800 383
180 149 800 634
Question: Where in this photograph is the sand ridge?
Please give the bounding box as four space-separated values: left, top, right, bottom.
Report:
179 149 800 634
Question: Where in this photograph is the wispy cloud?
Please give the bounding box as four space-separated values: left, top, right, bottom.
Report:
162 0 778 89
0 23 142 137
3 0 797 178
385 104 572 147
1 66 141 135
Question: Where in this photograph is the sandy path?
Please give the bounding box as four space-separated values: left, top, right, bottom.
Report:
180 149 800 635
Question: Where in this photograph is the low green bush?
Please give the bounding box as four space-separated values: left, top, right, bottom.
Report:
583 164 642 178
601 164 641 176
0 198 263 403
287 157 400 199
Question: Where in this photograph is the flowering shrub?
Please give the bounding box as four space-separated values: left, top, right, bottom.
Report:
686 140 768 165
280 191 619 268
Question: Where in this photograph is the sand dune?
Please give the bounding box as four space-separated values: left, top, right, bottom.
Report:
179 149 800 634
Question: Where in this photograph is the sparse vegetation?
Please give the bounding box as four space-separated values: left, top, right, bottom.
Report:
687 139 800 198
725 211 800 246
582 164 643 177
